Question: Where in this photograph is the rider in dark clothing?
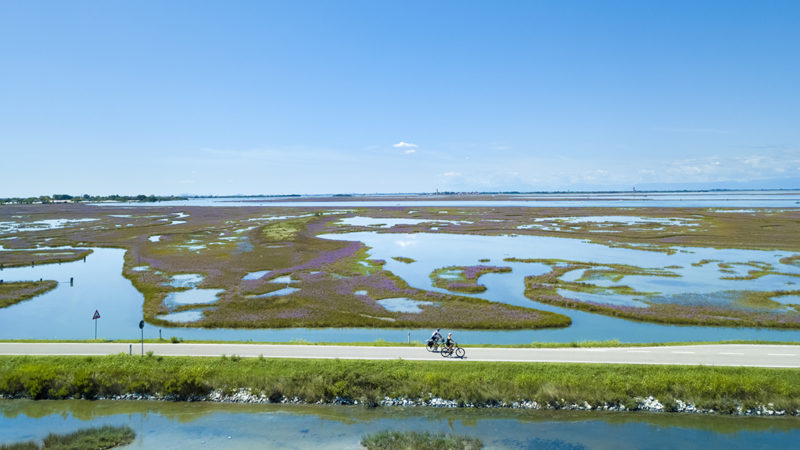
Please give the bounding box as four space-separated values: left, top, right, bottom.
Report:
445 332 454 349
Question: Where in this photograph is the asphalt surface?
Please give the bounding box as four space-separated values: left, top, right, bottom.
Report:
0 343 798 367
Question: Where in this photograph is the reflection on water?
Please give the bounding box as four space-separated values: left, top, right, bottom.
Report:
242 270 270 281
164 289 222 307
155 310 205 323
0 248 145 340
0 400 798 449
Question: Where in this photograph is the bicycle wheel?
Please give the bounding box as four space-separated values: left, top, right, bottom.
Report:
455 347 465 358
440 347 452 357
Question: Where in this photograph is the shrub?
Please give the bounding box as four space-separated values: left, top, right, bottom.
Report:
162 367 210 400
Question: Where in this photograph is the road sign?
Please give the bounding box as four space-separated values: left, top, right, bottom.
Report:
92 310 100 340
139 320 145 356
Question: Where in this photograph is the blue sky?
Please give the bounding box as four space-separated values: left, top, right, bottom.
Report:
1 1 799 196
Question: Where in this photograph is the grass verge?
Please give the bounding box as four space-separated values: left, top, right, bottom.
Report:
1 355 799 413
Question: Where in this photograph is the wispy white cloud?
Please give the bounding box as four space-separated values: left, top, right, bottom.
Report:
393 141 418 148
442 171 461 177
404 149 416 154
659 152 800 182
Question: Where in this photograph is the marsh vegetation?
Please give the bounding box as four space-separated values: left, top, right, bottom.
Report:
361 430 483 449
0 425 134 450
1 203 799 332
0 281 58 309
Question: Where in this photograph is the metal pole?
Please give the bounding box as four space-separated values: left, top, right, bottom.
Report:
94 319 97 340
129 344 132 355
141 328 144 356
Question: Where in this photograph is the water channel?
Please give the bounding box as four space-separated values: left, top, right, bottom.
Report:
1 400 798 449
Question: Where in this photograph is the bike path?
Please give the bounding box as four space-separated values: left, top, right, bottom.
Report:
0 343 798 368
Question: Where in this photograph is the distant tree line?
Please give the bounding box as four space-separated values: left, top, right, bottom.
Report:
0 194 188 205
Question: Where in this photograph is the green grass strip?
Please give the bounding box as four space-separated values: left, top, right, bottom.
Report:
1 355 799 413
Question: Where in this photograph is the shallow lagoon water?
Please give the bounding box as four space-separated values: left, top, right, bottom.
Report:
164 289 223 307
2 243 800 343
0 218 99 234
339 216 469 228
322 231 800 306
377 298 434 313
155 310 206 323
250 287 300 298
556 289 648 308
1 400 799 450
95 190 800 208
167 274 204 288
242 270 270 281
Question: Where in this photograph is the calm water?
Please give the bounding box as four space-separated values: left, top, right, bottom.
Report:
323 231 800 303
1 400 798 449
1 242 800 343
93 190 800 208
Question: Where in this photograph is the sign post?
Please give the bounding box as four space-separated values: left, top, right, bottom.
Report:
92 310 100 340
139 320 145 356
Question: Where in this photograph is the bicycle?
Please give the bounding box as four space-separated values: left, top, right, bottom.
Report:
426 337 443 352
440 341 465 358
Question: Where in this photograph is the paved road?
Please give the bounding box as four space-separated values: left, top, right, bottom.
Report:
1 343 799 367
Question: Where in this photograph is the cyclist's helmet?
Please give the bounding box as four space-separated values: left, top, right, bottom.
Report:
448 332 452 337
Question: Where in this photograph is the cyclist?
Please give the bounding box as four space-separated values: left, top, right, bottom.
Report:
430 328 443 345
445 332 454 350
